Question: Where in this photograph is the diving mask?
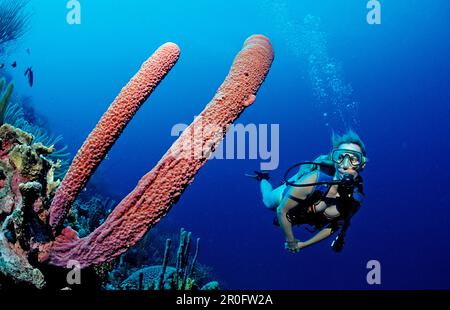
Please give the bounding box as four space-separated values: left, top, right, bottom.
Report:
331 149 365 167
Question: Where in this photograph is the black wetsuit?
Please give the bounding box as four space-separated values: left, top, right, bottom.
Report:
275 166 364 234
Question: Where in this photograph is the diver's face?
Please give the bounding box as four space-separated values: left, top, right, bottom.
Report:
333 143 365 179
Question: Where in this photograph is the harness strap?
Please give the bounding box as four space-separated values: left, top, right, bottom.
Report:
287 194 306 205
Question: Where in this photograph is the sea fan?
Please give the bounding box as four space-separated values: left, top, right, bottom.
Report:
0 0 30 48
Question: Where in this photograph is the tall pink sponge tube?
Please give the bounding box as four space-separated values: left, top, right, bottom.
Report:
41 35 274 268
49 43 180 232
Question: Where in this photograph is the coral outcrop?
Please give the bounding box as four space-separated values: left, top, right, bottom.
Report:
0 124 59 288
0 35 274 288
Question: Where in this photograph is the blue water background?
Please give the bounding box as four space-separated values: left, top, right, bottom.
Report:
3 0 450 289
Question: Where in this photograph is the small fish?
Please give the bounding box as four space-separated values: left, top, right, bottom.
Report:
24 67 34 87
27 48 30 54
0 63 4 69
11 61 17 68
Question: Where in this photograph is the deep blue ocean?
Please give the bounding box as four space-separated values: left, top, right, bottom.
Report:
1 0 449 289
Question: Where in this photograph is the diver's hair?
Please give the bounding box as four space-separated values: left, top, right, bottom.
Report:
331 130 366 155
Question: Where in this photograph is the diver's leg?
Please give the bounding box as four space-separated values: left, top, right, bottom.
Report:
260 180 285 210
246 170 284 210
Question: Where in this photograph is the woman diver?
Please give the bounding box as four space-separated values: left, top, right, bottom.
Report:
247 130 367 253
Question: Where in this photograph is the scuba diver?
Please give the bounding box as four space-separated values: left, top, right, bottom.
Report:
247 130 367 253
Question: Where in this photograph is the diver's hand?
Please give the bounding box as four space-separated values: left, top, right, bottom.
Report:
285 239 302 253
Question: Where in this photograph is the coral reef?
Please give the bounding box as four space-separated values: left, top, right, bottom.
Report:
106 220 216 290
66 195 114 238
201 281 219 290
0 124 59 288
44 35 273 269
120 266 177 290
5 100 71 180
0 35 273 288
117 228 210 290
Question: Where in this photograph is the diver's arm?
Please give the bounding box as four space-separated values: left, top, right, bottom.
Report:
299 227 333 249
298 208 354 251
276 196 298 243
277 171 318 250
